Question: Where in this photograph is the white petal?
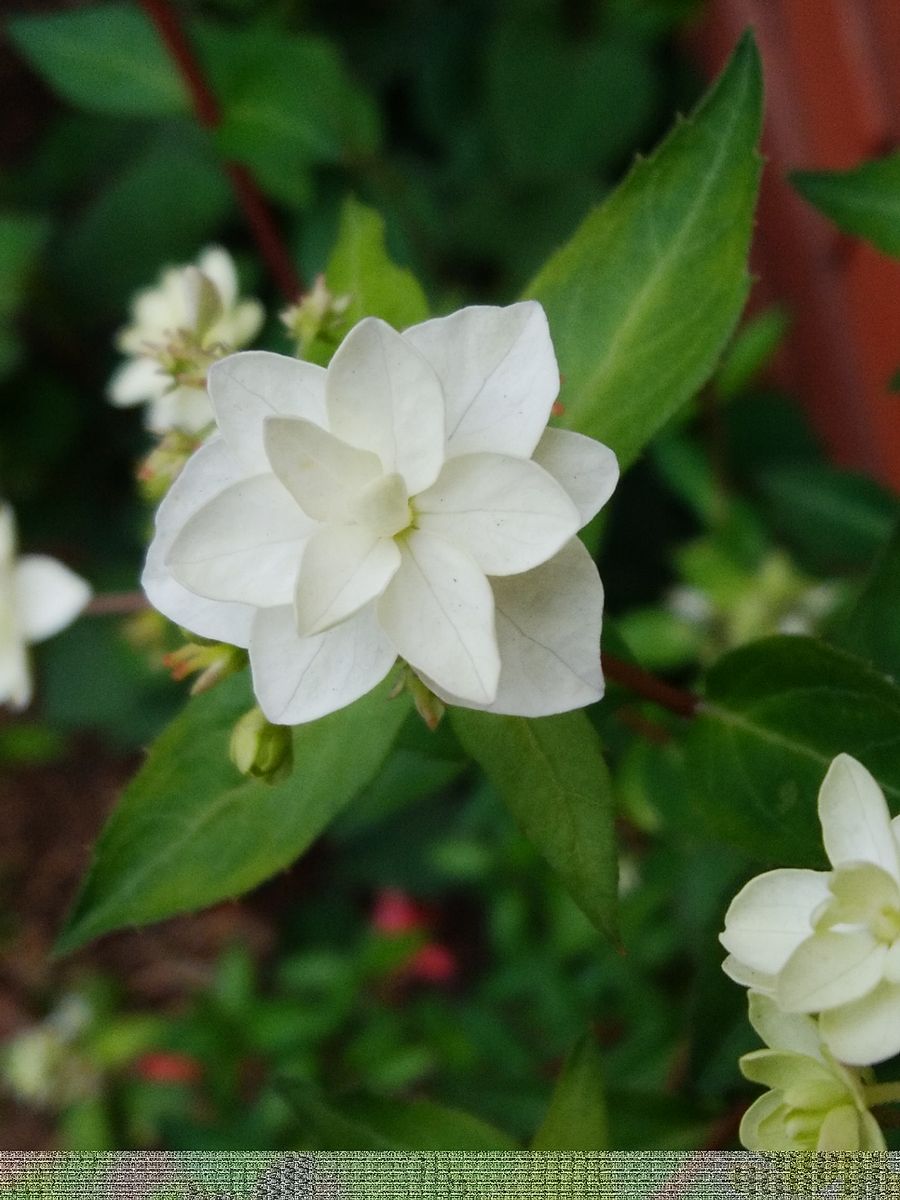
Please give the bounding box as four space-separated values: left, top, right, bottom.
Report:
326 318 445 494
415 453 579 576
422 537 604 717
147 384 213 435
166 475 313 607
532 427 619 527
747 991 825 1059
402 302 558 459
722 955 777 994
377 530 499 705
197 246 238 306
0 503 16 566
143 438 257 647
294 524 400 637
777 930 887 1013
720 868 830 974
14 557 91 644
249 603 396 725
819 754 900 880
263 417 382 523
739 1091 791 1152
820 980 900 1065
816 1105 864 1151
208 351 328 475
217 299 264 349
108 357 168 407
817 863 900 931
0 623 31 709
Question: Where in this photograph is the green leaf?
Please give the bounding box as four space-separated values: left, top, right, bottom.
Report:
687 636 900 863
531 1031 608 1150
526 32 762 469
450 709 618 942
829 519 900 680
758 462 899 573
792 152 900 256
715 305 789 399
7 4 187 118
56 674 410 952
279 1079 516 1150
201 23 380 209
326 197 429 330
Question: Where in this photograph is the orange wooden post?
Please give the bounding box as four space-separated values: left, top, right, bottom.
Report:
686 0 900 489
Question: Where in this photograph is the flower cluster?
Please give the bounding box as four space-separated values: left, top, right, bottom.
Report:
737 991 884 1151
0 503 91 708
108 247 263 434
721 753 900 1149
143 302 618 726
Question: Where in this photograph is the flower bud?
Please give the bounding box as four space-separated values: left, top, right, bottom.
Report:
229 706 293 783
137 430 202 501
163 640 246 694
281 274 351 360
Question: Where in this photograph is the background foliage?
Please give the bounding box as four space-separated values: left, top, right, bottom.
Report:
2 0 900 1156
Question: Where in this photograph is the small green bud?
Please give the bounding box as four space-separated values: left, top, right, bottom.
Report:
281 274 351 359
404 669 445 731
230 706 293 783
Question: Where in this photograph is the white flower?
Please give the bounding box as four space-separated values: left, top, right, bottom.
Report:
721 753 900 1065
143 303 618 725
738 992 884 1151
108 247 264 434
0 504 91 708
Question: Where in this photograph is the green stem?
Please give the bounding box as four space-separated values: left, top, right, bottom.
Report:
864 1081 900 1106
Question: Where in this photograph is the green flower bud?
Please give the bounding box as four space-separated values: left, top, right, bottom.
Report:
229 706 293 783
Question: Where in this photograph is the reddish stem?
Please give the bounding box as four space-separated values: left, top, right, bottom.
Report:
85 592 150 616
138 0 303 302
602 652 700 719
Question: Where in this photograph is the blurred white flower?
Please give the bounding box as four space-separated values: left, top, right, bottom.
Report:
143 303 618 725
738 992 884 1151
721 753 900 1065
0 503 91 708
108 246 264 434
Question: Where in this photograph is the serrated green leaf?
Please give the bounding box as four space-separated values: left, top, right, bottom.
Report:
531 1031 608 1150
326 197 429 329
450 709 618 942
56 674 410 952
829 519 900 681
687 636 900 864
525 32 762 469
280 1079 517 1151
7 4 187 118
792 153 900 256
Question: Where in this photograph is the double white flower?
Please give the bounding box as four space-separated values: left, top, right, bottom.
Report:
109 247 264 434
722 754 900 1066
738 992 884 1151
0 504 91 708
144 302 618 725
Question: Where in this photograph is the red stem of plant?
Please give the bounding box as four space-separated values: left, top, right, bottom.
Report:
602 652 700 718
85 592 152 616
138 0 303 302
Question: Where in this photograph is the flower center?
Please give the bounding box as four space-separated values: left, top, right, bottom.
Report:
346 473 413 539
